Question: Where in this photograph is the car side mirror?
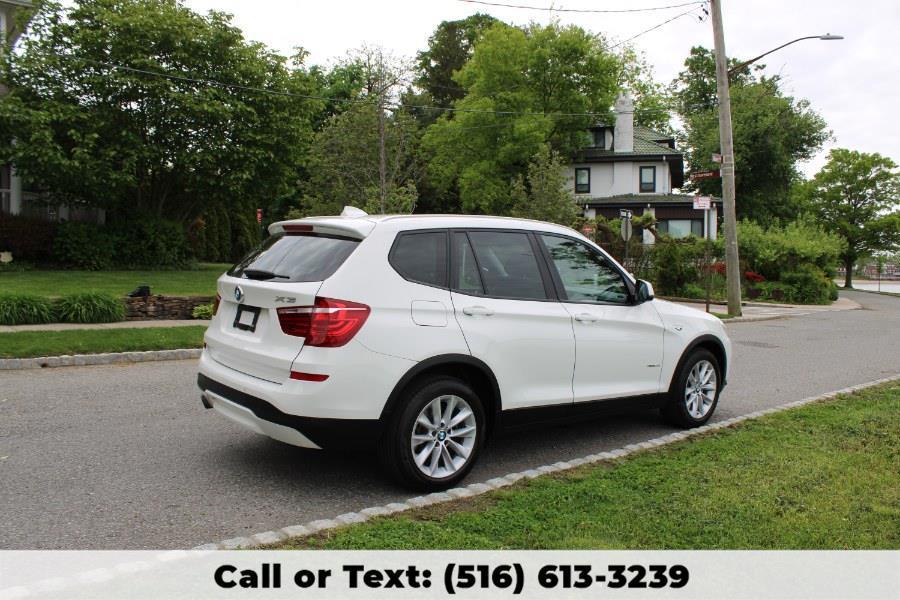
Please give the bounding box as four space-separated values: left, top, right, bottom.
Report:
635 279 654 303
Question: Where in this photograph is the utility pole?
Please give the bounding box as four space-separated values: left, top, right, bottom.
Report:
709 0 742 317
376 52 388 214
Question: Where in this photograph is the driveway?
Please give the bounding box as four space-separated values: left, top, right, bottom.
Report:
1 290 897 549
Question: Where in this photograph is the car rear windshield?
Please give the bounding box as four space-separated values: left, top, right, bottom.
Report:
228 232 360 282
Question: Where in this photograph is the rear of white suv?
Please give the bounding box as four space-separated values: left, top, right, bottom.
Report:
198 212 731 490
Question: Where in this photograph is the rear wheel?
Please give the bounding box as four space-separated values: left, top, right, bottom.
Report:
379 376 485 491
662 349 721 428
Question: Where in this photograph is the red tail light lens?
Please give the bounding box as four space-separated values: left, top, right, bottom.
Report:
213 293 221 315
277 297 370 347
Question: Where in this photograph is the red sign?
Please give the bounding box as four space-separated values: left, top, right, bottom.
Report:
256 208 262 224
692 170 721 181
693 196 712 210
581 224 596 236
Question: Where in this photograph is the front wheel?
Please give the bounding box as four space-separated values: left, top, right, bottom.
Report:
378 377 485 491
662 349 721 428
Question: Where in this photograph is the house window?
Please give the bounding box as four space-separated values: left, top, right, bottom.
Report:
575 168 590 194
592 130 605 148
657 219 703 239
639 166 656 193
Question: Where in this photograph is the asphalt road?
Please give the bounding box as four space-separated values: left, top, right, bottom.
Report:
2 290 898 549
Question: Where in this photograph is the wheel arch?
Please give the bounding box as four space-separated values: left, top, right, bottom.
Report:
380 354 502 431
667 334 728 393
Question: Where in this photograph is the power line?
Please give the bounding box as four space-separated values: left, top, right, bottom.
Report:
608 5 703 49
66 58 675 120
457 0 704 14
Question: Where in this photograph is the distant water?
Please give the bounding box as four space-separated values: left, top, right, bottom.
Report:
837 281 900 294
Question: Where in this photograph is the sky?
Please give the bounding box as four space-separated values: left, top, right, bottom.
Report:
184 0 900 177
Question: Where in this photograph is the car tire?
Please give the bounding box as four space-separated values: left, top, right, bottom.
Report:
661 348 722 428
378 376 485 491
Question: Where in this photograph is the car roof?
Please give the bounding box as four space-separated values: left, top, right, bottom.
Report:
271 213 587 240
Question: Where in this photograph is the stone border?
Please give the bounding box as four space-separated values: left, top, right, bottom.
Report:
0 349 201 370
193 374 900 550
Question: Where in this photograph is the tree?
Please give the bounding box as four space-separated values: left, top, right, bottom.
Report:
414 13 499 112
0 0 319 225
672 46 830 223
292 47 422 217
422 21 620 215
509 144 578 226
802 149 900 288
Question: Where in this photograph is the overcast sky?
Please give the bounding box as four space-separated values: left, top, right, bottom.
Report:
184 0 899 177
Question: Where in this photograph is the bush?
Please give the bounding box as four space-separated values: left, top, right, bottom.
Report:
53 222 116 270
0 214 57 263
781 264 833 304
191 303 214 320
54 293 124 323
754 281 797 303
737 219 844 281
0 294 55 325
110 219 192 268
652 238 711 296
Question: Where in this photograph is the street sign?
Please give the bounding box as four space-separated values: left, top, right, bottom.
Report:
693 196 711 210
620 219 633 242
256 208 262 224
692 169 721 181
581 224 596 236
711 153 722 163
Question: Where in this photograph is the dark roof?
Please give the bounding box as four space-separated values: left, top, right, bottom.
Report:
584 194 721 208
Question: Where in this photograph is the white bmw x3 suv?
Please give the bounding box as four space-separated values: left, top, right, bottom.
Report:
198 210 731 490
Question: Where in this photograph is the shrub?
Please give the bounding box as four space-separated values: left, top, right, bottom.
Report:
110 219 192 268
0 294 55 325
53 222 116 270
0 214 57 263
652 238 711 296
737 219 844 281
54 293 124 323
754 281 797 303
781 264 833 305
191 303 214 320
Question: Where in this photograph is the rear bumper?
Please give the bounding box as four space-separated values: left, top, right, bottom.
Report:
198 373 382 450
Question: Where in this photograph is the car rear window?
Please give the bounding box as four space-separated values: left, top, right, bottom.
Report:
228 233 359 282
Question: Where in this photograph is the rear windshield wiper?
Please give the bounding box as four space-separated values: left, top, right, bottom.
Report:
241 269 290 280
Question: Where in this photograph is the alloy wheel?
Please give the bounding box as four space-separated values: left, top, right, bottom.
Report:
684 359 717 419
410 394 477 478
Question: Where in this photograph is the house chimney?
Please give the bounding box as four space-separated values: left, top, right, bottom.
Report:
614 93 634 153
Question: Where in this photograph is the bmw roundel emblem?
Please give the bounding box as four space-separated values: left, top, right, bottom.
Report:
234 286 244 303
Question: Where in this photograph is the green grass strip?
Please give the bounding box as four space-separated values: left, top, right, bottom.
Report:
276 384 900 550
0 264 230 298
0 326 206 358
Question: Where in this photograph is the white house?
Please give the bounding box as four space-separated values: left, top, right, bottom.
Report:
567 93 720 243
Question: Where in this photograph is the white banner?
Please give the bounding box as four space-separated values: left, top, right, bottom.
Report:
1 550 897 599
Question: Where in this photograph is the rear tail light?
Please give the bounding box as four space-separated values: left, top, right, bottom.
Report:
277 297 370 347
213 293 221 315
290 371 329 382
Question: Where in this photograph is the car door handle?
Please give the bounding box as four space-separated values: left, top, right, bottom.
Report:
574 312 601 323
462 305 494 317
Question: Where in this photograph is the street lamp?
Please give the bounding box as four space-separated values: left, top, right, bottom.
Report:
728 34 844 77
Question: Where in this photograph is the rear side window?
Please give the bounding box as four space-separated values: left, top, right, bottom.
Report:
390 231 448 287
465 231 548 300
228 233 359 282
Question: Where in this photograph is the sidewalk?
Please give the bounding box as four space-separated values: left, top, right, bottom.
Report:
0 319 210 333
673 296 860 322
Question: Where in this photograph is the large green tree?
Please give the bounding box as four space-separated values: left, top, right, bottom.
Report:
672 46 830 224
414 13 499 112
509 144 578 226
422 22 620 215
802 149 900 288
0 0 319 224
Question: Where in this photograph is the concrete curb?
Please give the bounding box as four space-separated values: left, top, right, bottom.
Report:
0 349 201 370
193 373 900 550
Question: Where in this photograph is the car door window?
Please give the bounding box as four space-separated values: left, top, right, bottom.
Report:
464 231 548 300
540 234 630 304
453 232 484 295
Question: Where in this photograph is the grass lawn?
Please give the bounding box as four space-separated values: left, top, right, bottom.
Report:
0 326 206 358
0 263 230 298
275 383 900 550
